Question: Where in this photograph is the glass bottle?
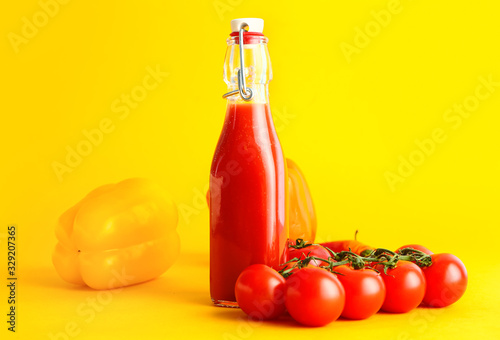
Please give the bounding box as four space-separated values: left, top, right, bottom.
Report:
209 18 288 307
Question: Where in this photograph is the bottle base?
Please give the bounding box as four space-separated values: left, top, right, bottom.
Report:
211 298 240 308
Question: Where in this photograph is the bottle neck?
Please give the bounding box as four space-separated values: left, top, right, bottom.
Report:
224 33 272 105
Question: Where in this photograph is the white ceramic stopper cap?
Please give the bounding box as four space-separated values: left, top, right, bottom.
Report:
230 18 264 33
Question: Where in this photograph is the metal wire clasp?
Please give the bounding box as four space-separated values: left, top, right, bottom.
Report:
222 26 254 101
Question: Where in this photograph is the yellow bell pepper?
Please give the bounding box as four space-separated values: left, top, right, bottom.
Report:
52 178 180 290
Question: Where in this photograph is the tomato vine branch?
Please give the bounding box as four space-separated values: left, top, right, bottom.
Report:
277 239 433 278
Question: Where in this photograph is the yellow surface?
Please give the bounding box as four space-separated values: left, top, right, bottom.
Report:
1 0 500 339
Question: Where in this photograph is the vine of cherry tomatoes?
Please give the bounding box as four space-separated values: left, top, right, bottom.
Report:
234 239 468 327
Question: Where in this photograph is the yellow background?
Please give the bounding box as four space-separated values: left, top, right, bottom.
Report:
1 0 499 339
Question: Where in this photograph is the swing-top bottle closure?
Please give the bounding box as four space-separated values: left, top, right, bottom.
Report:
222 18 272 103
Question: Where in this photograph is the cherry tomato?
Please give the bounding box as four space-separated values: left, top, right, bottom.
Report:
285 267 345 326
235 264 286 320
396 244 434 255
376 261 426 313
288 244 331 267
335 265 386 320
421 253 467 307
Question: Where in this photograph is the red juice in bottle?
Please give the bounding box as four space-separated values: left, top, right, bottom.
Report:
210 18 288 307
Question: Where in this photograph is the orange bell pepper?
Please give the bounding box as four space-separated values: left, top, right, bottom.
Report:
287 159 317 242
52 178 180 290
205 158 317 242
